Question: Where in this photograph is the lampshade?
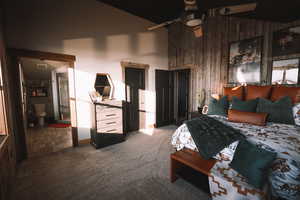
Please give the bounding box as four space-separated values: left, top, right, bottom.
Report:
182 10 202 27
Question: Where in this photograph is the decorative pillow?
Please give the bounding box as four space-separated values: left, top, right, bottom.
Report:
271 86 300 104
256 96 295 125
293 103 300 126
207 96 229 116
224 86 244 101
228 110 268 126
245 85 272 100
229 140 277 189
231 96 258 112
214 141 239 161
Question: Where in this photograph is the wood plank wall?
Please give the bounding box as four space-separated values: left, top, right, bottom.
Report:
168 16 300 111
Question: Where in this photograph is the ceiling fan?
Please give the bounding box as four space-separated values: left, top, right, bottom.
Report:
147 0 257 37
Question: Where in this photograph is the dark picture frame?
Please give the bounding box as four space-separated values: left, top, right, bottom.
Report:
272 26 300 57
228 37 263 84
271 58 300 85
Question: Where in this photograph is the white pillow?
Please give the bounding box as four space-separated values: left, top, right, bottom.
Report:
293 103 300 126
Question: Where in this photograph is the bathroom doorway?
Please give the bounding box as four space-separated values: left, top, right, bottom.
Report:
19 57 73 157
7 49 78 161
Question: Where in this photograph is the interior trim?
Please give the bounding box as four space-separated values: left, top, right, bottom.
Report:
8 48 76 63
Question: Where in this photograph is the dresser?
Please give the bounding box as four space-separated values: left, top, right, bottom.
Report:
91 100 125 148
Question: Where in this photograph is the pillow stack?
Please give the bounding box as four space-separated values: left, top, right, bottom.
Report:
207 85 298 126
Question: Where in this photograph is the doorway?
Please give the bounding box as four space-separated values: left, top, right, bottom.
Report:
7 49 77 161
125 67 145 132
19 58 72 158
155 68 190 127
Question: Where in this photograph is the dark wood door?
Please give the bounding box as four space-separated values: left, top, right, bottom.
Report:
177 69 190 123
155 70 174 127
125 68 145 132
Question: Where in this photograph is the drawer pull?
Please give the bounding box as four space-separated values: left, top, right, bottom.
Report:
106 114 116 117
106 122 116 125
106 129 117 133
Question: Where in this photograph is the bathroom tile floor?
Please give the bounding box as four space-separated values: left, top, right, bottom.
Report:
26 126 73 158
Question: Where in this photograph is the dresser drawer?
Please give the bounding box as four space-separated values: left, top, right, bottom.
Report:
97 109 122 120
96 102 122 111
97 125 123 134
97 119 122 129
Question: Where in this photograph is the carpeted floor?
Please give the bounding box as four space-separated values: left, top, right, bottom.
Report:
15 125 210 200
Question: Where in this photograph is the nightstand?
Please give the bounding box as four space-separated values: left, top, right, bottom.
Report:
190 111 202 119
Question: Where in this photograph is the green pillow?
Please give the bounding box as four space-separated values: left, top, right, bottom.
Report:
231 96 258 112
229 140 277 189
256 96 295 125
207 96 229 116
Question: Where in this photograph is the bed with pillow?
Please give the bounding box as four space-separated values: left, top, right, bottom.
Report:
171 85 300 200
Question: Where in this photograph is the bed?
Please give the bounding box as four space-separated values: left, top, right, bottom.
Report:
171 114 300 199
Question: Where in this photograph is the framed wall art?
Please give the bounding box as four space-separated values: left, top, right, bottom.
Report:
228 37 263 83
272 26 300 57
272 58 299 85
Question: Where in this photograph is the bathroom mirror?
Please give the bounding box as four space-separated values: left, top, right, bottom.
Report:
94 73 114 100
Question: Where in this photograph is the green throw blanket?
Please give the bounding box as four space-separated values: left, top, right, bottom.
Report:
184 115 245 159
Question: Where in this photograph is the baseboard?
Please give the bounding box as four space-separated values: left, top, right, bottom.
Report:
78 138 90 145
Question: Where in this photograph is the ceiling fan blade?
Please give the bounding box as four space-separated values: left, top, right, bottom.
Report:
219 3 257 15
147 18 181 31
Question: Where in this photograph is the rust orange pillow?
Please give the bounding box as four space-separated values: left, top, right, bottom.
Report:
228 109 268 126
271 86 300 104
224 86 244 101
245 85 272 100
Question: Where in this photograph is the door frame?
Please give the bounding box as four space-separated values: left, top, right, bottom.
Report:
121 61 149 131
121 61 149 89
7 48 78 157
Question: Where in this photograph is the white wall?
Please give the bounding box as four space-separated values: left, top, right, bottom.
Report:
5 0 168 140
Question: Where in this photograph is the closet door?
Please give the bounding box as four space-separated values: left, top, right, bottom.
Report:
155 70 174 127
125 68 145 132
176 69 190 124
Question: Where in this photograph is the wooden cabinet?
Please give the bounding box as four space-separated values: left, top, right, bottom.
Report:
91 100 125 148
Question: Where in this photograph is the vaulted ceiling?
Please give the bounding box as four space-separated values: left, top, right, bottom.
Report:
98 0 300 24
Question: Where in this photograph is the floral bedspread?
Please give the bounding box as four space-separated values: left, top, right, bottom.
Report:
171 115 300 200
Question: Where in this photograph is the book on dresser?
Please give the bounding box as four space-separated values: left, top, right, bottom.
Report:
90 99 126 148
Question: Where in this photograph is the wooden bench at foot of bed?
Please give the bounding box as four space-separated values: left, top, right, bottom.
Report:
170 148 217 193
